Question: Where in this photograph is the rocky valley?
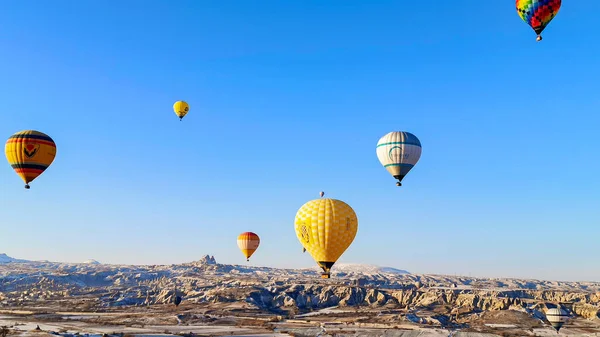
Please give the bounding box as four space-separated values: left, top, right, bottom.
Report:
0 254 598 336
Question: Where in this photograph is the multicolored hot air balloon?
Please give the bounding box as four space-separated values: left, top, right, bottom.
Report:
173 101 190 121
294 197 358 279
516 0 562 41
546 306 569 332
5 130 57 189
376 131 422 187
237 232 260 262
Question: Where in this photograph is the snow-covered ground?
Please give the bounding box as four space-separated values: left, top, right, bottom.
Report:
295 306 345 317
1 316 279 336
0 252 597 293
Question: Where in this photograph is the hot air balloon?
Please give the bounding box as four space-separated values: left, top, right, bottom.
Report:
546 306 569 332
376 131 421 187
237 232 260 262
516 0 561 42
319 191 325 198
294 197 358 278
173 101 190 121
5 130 57 189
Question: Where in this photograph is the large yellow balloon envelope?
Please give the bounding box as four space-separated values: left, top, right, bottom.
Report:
294 197 358 278
237 232 260 261
5 130 56 189
173 101 189 121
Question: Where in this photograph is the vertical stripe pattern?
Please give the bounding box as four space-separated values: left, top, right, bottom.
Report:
546 307 569 332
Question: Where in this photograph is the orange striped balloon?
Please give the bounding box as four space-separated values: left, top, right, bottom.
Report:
237 232 260 261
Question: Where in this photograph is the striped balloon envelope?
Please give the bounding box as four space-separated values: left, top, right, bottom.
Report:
5 130 57 189
376 131 422 187
237 232 260 261
546 306 570 332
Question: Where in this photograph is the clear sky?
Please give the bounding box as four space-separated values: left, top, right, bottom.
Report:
1 1 599 282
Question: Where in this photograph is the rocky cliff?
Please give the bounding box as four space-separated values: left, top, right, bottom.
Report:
0 254 598 322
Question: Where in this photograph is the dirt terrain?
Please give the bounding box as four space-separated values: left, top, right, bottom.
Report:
1 255 600 336
0 302 598 336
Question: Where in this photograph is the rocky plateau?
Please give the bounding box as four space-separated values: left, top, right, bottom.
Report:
0 254 599 336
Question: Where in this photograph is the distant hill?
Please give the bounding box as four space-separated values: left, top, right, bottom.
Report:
82 259 101 265
329 263 410 275
0 253 29 263
0 252 596 324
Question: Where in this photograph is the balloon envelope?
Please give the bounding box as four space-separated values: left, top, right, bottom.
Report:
5 130 56 189
546 307 569 332
376 131 421 186
516 0 561 40
173 101 190 120
237 232 260 261
294 198 358 278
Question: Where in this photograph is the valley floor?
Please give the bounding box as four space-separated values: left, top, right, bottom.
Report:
0 305 599 337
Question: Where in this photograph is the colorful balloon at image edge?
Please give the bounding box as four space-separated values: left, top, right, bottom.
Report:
294 197 358 279
516 0 561 41
5 130 57 189
376 131 422 187
173 101 190 121
237 232 260 261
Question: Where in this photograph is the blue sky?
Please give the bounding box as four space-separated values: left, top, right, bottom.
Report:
1 1 599 282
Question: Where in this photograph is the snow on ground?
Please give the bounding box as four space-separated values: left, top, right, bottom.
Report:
0 317 269 336
484 324 517 328
0 253 28 263
329 263 410 275
295 306 345 317
82 259 101 264
531 328 600 336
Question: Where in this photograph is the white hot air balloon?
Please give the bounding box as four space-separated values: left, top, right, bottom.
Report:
546 306 570 332
376 131 422 186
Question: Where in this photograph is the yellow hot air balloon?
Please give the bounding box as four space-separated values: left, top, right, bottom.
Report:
294 197 358 278
237 232 260 261
173 101 189 121
5 130 57 189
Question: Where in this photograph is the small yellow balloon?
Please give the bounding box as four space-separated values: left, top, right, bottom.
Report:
173 101 189 121
294 198 358 278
